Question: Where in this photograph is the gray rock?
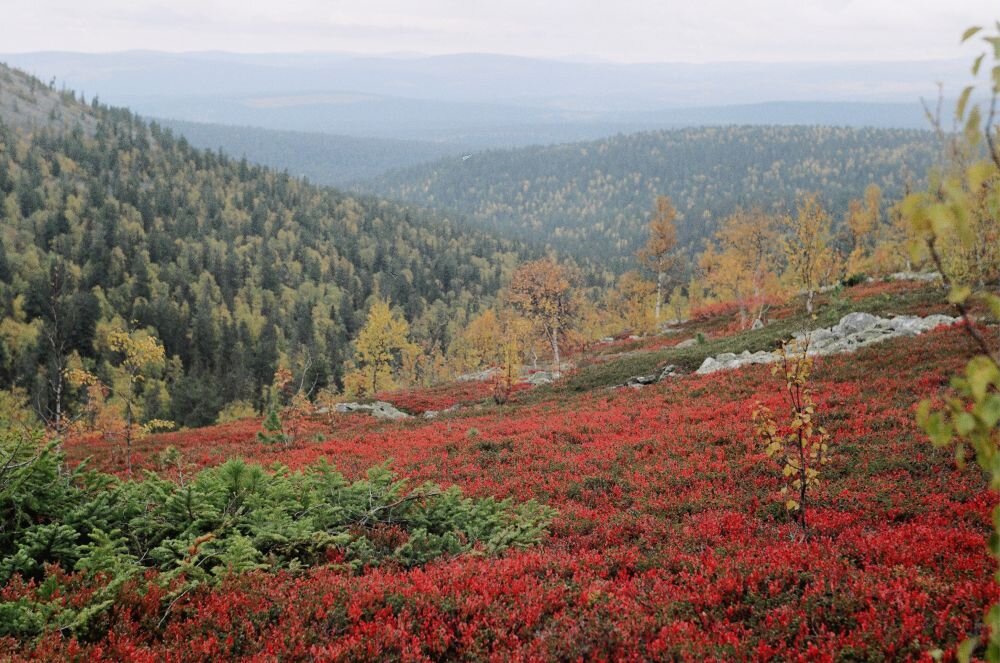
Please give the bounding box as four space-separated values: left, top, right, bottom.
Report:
695 350 775 374
889 271 942 282
370 402 410 420
696 311 957 375
832 312 879 336
526 371 555 385
456 368 500 383
659 365 681 380
423 405 462 419
676 338 698 349
626 373 660 387
751 318 765 330
335 401 411 420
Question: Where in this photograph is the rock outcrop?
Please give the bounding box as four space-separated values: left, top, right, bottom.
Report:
695 312 957 375
335 401 411 420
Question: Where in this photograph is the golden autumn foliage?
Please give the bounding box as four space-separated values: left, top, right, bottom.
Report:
636 196 681 321
845 184 883 275
506 258 577 373
353 299 419 395
781 194 842 314
699 208 783 328
65 327 171 475
606 271 657 334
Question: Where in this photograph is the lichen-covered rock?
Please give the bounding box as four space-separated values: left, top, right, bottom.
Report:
696 312 957 375
455 368 501 382
335 401 411 420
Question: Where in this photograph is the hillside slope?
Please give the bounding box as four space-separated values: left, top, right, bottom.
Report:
361 125 938 269
14 280 994 660
0 63 531 427
156 119 467 185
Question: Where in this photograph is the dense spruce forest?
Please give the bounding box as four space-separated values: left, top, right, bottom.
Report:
156 119 467 186
0 63 530 428
362 126 939 269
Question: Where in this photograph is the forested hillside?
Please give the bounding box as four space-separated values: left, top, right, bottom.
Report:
156 119 466 185
362 126 938 269
0 63 529 428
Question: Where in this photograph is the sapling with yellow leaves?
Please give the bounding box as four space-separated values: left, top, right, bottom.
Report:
752 338 832 537
65 327 173 475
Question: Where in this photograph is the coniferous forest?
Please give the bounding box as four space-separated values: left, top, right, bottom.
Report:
363 125 939 268
2 9 1000 661
0 64 528 428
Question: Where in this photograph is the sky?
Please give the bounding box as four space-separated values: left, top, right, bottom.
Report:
2 0 997 63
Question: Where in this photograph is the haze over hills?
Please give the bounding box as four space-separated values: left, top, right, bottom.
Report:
360 125 939 269
0 51 969 147
155 119 468 185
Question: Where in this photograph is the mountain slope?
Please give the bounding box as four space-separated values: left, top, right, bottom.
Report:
0 63 530 427
361 125 938 268
155 119 466 185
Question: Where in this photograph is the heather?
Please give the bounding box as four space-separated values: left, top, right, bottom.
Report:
1 308 995 660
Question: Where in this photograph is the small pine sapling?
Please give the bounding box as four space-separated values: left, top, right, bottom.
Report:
257 407 288 445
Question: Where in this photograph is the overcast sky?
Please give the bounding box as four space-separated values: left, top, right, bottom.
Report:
2 0 996 63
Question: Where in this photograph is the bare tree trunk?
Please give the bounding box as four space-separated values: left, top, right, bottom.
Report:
655 271 663 322
125 400 133 477
806 289 815 315
551 329 561 376
53 370 63 434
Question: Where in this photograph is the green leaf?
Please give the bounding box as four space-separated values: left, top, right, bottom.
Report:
973 52 986 76
955 411 978 436
956 636 977 663
978 394 1000 428
957 85 974 120
981 293 1000 320
967 356 1000 402
949 285 972 305
962 26 983 43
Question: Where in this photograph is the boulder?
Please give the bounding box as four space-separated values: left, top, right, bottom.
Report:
370 401 410 420
526 371 556 385
751 318 765 330
889 271 942 282
456 368 500 382
697 311 958 375
423 405 462 419
676 338 698 349
335 401 411 420
832 312 879 336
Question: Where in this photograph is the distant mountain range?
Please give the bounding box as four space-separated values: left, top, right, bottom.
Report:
1 51 967 148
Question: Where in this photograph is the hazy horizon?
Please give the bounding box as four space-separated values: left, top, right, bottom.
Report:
2 1 996 64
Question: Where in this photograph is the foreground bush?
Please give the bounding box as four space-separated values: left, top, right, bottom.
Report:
0 428 554 642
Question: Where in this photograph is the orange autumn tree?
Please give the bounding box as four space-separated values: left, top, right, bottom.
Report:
637 195 681 323
506 258 577 375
